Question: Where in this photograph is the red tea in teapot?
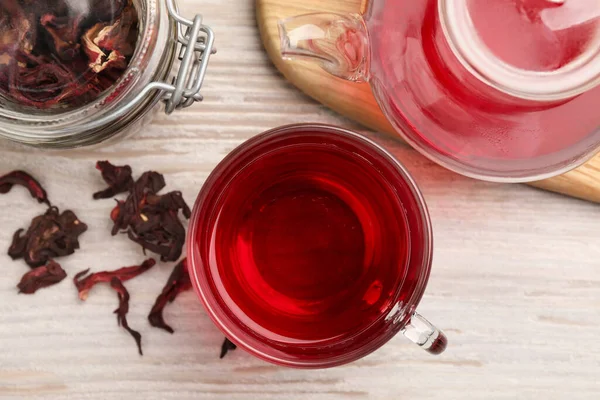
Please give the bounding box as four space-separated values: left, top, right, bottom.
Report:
369 0 600 177
467 0 598 72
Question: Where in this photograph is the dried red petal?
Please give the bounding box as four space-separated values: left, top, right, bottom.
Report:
9 207 87 268
110 200 130 235
110 277 143 355
133 171 166 197
8 229 27 260
148 259 192 334
94 162 188 262
83 17 129 74
0 0 138 109
95 162 188 262
90 0 127 23
40 14 84 61
145 191 191 219
220 338 237 359
17 260 67 294
127 221 185 263
74 258 156 300
0 0 37 55
93 161 134 199
0 170 50 205
94 3 137 57
7 62 85 109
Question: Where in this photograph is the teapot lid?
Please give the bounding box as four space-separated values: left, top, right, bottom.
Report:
441 0 600 100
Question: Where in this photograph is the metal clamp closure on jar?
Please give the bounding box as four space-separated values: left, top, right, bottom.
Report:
65 0 217 132
115 0 216 119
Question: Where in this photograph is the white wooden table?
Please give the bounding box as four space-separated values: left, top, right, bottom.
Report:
1 1 599 399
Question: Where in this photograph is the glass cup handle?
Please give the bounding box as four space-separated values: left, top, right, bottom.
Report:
401 312 448 355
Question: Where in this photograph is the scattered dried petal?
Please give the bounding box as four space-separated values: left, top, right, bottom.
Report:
74 258 156 300
0 170 50 205
220 338 237 359
148 259 192 334
127 223 184 262
109 199 129 235
145 191 192 219
94 163 188 262
8 228 27 260
93 161 134 199
133 171 166 197
17 260 67 294
8 207 87 268
110 277 143 355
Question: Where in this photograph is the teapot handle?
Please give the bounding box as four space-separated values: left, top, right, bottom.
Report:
278 13 370 82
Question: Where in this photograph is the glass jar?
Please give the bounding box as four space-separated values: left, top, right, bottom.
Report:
0 0 215 148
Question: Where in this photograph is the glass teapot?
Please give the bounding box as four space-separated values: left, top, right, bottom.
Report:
279 0 600 182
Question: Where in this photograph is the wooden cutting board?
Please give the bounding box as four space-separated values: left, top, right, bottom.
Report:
256 0 600 203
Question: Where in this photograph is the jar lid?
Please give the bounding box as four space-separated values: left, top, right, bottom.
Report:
441 0 600 101
0 0 139 112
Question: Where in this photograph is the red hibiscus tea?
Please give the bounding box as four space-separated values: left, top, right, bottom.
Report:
188 124 446 367
369 0 600 176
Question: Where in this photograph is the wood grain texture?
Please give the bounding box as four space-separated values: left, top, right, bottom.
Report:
256 0 600 203
0 0 599 399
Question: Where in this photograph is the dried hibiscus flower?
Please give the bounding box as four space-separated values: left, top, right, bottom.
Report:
6 62 86 109
93 161 134 200
40 14 85 61
73 258 156 300
148 258 192 334
83 24 127 74
220 338 237 359
90 0 128 23
8 207 87 268
0 0 139 110
84 2 137 73
0 1 36 56
17 259 67 294
94 163 190 262
0 170 50 205
110 277 143 355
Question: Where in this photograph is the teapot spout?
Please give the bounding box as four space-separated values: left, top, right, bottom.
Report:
278 13 369 82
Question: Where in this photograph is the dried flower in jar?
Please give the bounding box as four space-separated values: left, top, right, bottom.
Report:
0 0 139 110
